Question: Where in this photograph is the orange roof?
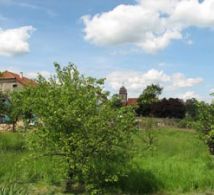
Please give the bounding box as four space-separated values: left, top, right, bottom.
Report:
127 98 138 106
0 71 36 86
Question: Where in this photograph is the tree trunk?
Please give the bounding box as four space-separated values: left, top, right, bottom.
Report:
65 169 74 193
12 121 16 132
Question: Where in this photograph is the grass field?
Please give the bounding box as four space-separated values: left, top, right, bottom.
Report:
1 128 214 194
120 127 214 194
0 132 66 194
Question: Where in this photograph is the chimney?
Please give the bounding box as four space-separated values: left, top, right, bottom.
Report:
20 72 23 79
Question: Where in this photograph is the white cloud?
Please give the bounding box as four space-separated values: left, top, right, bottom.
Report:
171 73 203 88
209 88 214 94
179 91 200 100
106 69 203 96
107 69 169 91
0 26 35 56
25 71 51 79
82 0 214 53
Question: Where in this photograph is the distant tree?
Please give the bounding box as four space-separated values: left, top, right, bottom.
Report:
0 89 35 131
151 98 186 119
0 92 15 128
0 92 7 115
185 98 198 119
110 94 123 108
138 84 163 105
137 84 162 116
151 98 168 118
12 63 136 193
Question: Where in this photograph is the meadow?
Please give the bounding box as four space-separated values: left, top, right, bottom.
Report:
1 127 214 194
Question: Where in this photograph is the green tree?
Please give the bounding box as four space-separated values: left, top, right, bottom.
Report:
12 63 136 193
137 84 162 116
138 84 162 105
196 100 214 154
0 92 16 129
196 101 214 133
10 88 35 131
185 98 198 119
110 94 123 108
0 92 7 115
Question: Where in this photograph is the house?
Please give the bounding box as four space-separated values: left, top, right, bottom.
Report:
0 71 35 93
0 71 36 127
119 86 138 106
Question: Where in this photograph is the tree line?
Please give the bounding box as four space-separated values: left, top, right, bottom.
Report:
112 84 198 120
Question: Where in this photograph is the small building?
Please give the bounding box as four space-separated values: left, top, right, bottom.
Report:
127 98 138 106
0 71 35 93
119 86 138 106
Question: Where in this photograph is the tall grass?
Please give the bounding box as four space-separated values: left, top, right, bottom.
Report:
128 127 214 194
0 132 66 193
0 133 25 152
1 128 214 194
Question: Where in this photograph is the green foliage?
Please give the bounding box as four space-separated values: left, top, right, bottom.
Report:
137 84 162 116
12 63 136 192
140 118 158 154
195 101 214 133
0 92 14 125
0 91 26 130
110 94 123 108
185 98 198 119
138 84 162 105
205 129 214 154
0 92 7 115
193 94 214 154
177 118 200 129
10 89 35 131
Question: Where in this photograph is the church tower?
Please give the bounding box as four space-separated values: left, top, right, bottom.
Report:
119 86 127 105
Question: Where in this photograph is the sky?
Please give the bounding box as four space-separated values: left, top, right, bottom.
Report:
0 0 214 101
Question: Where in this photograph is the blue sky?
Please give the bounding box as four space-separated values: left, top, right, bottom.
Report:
0 0 214 101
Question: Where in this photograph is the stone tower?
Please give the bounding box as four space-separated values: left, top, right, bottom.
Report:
119 86 127 105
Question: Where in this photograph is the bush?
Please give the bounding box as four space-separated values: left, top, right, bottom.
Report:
177 118 198 129
205 129 214 155
12 63 137 193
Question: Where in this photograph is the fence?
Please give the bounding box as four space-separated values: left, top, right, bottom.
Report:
137 117 181 129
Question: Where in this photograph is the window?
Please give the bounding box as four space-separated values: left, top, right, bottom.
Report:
13 84 18 88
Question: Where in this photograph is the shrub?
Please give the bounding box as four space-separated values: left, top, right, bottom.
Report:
177 118 198 129
205 129 214 154
12 63 137 193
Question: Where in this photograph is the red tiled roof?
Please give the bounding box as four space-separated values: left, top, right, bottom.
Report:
0 71 36 86
127 98 138 106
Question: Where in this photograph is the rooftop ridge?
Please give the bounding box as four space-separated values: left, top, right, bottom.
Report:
0 70 36 86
